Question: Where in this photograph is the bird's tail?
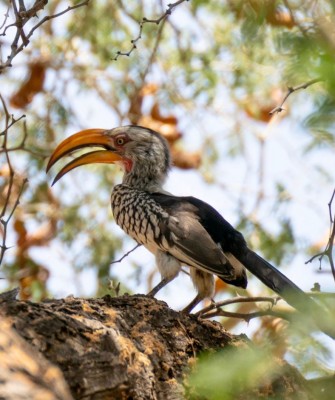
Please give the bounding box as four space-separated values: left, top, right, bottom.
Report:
238 249 335 339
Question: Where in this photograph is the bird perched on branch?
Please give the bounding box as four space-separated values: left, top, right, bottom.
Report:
47 125 333 336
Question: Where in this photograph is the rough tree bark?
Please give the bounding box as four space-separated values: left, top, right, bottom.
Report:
0 294 327 399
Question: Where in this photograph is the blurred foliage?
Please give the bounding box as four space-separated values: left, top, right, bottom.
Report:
1 0 335 379
188 345 282 400
188 339 334 399
238 217 295 265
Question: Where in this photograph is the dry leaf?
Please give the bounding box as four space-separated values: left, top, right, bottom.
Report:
171 147 201 170
10 62 46 109
139 83 159 96
229 0 295 29
151 103 178 125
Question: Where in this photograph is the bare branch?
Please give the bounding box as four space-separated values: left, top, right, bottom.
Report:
0 95 28 266
0 177 28 266
195 295 281 318
0 94 16 218
269 78 322 115
201 308 290 322
24 0 90 40
113 0 189 60
0 114 26 137
0 0 90 72
1 118 47 158
0 5 10 31
110 244 141 265
305 188 335 283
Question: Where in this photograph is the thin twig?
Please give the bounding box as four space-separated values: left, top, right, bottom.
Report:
1 115 45 158
0 178 28 265
114 0 188 60
195 295 281 317
110 244 142 265
0 0 90 72
0 5 10 30
1 118 46 158
25 1 90 39
0 95 14 218
0 95 28 266
0 114 26 137
269 78 322 115
201 308 290 322
305 188 335 283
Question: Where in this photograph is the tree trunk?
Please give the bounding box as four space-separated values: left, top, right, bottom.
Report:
0 294 320 399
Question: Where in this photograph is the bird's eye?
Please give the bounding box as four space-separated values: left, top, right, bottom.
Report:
116 137 125 146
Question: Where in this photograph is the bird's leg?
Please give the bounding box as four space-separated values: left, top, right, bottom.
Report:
182 293 203 313
182 268 215 314
147 277 170 297
147 251 181 297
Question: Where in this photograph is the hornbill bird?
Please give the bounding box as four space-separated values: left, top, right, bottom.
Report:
47 125 333 336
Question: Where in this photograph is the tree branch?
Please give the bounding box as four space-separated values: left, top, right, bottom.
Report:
110 244 141 265
195 295 287 322
113 0 189 60
201 307 290 322
195 295 281 317
0 95 28 266
0 5 10 31
197 290 335 322
305 188 335 283
269 78 322 115
0 0 90 72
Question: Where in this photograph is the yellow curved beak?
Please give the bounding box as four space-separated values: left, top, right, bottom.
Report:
46 129 123 185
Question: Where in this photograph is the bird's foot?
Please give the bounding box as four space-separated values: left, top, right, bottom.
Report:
195 298 217 318
209 298 217 309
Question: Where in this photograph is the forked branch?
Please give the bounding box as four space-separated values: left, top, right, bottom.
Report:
114 0 189 60
0 0 90 72
305 188 335 283
0 95 28 266
269 78 321 115
195 295 286 322
110 243 142 265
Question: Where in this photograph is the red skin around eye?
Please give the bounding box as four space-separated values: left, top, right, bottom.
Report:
112 135 132 172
